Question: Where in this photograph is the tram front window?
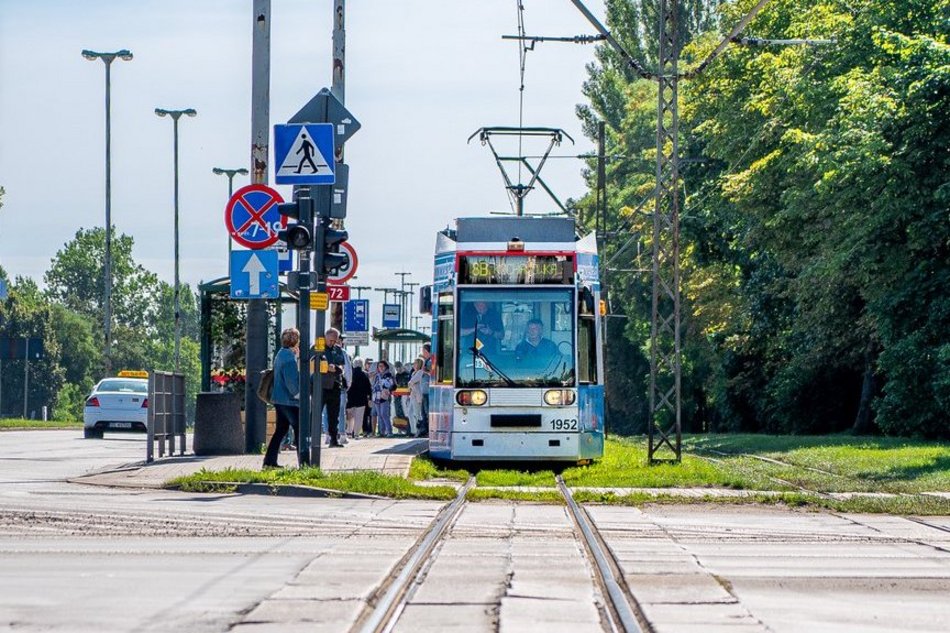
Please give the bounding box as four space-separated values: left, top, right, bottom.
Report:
457 288 575 388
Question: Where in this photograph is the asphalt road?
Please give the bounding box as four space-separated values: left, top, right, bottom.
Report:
1 430 948 632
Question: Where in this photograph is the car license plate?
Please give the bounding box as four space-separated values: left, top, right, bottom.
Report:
112 422 132 429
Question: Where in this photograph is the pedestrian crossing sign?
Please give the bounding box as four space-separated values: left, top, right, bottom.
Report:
273 123 335 185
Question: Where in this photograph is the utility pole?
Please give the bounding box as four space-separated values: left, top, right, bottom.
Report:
649 0 681 462
394 272 411 327
245 0 271 453
82 49 132 377
405 282 419 328
154 107 197 374
308 0 347 467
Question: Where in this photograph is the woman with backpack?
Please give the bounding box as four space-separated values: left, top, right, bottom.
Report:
263 328 300 468
372 360 396 437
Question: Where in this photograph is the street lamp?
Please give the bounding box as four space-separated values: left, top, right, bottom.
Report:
212 167 249 255
155 107 197 373
82 48 133 376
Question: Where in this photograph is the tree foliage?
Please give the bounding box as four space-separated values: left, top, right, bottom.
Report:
581 0 949 437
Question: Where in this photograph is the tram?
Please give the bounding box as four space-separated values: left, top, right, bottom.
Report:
423 216 605 463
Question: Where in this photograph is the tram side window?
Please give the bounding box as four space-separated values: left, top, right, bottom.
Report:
437 292 454 383
578 317 598 384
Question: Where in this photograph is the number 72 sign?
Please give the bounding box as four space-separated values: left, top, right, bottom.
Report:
327 284 350 302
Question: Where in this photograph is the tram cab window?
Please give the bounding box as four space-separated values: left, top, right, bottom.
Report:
436 292 454 383
457 288 575 388
577 287 598 384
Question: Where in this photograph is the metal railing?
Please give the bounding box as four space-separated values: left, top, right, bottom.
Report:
147 371 186 462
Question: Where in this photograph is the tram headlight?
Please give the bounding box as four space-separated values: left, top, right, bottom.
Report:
543 389 576 406
456 390 488 406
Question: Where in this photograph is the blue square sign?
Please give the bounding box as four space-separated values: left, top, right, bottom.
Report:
230 250 279 299
274 123 335 185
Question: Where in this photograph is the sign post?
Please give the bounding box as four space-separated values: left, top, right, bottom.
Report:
280 87 361 467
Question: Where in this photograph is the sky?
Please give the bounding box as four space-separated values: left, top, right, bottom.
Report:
0 0 607 331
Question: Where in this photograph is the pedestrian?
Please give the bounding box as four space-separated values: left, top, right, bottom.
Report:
364 358 377 435
407 357 425 437
346 357 372 439
263 327 300 468
321 328 347 448
420 343 432 437
325 337 353 445
372 360 395 437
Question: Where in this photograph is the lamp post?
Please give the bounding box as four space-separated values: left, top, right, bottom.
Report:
155 107 197 373
82 48 133 376
212 167 248 255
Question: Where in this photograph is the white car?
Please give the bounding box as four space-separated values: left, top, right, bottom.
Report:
83 374 149 439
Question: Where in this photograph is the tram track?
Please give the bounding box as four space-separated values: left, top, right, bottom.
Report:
352 476 475 633
557 475 651 633
352 474 652 633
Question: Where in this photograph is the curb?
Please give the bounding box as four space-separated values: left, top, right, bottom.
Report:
167 481 389 500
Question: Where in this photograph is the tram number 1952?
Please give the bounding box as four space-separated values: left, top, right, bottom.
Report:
549 419 578 431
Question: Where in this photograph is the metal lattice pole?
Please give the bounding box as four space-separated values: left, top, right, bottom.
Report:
649 0 682 462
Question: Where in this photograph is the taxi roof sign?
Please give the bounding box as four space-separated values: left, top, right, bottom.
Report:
117 370 149 378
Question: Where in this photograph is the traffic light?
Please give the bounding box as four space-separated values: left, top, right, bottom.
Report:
276 196 314 250
319 218 349 275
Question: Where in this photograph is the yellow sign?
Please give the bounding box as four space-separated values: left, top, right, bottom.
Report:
314 336 326 352
309 292 329 310
319 359 329 374
117 370 148 378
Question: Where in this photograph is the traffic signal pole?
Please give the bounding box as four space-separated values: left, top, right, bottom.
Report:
310 220 327 466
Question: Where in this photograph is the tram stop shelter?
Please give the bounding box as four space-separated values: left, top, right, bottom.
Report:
372 328 430 365
197 276 298 393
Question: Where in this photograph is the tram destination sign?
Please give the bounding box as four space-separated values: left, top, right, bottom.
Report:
458 254 573 285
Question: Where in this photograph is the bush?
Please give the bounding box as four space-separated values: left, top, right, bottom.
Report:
53 382 88 422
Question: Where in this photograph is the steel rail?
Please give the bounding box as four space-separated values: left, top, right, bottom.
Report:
354 476 475 633
557 475 649 633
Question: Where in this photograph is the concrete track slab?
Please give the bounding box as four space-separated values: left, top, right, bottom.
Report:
586 504 950 633
394 604 498 632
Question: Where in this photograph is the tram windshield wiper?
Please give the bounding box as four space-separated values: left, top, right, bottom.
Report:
469 346 517 388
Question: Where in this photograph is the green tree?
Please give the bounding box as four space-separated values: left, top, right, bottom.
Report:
579 0 949 437
0 277 65 419
44 227 161 346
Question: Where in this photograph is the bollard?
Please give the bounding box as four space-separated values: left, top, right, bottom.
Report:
42 406 48 421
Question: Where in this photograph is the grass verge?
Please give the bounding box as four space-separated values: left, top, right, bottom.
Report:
572 489 950 516
169 467 457 500
684 434 950 493
408 455 470 483
560 437 782 490
0 418 83 430
466 488 565 504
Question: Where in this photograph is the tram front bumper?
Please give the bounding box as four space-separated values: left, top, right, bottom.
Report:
449 430 598 461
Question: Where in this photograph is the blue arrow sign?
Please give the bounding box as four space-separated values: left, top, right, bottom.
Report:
230 250 279 299
344 299 369 333
274 123 335 185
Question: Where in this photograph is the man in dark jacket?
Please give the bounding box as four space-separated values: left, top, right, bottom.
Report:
321 328 348 447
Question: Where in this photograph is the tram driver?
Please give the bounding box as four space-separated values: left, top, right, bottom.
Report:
459 300 505 353
515 319 559 363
